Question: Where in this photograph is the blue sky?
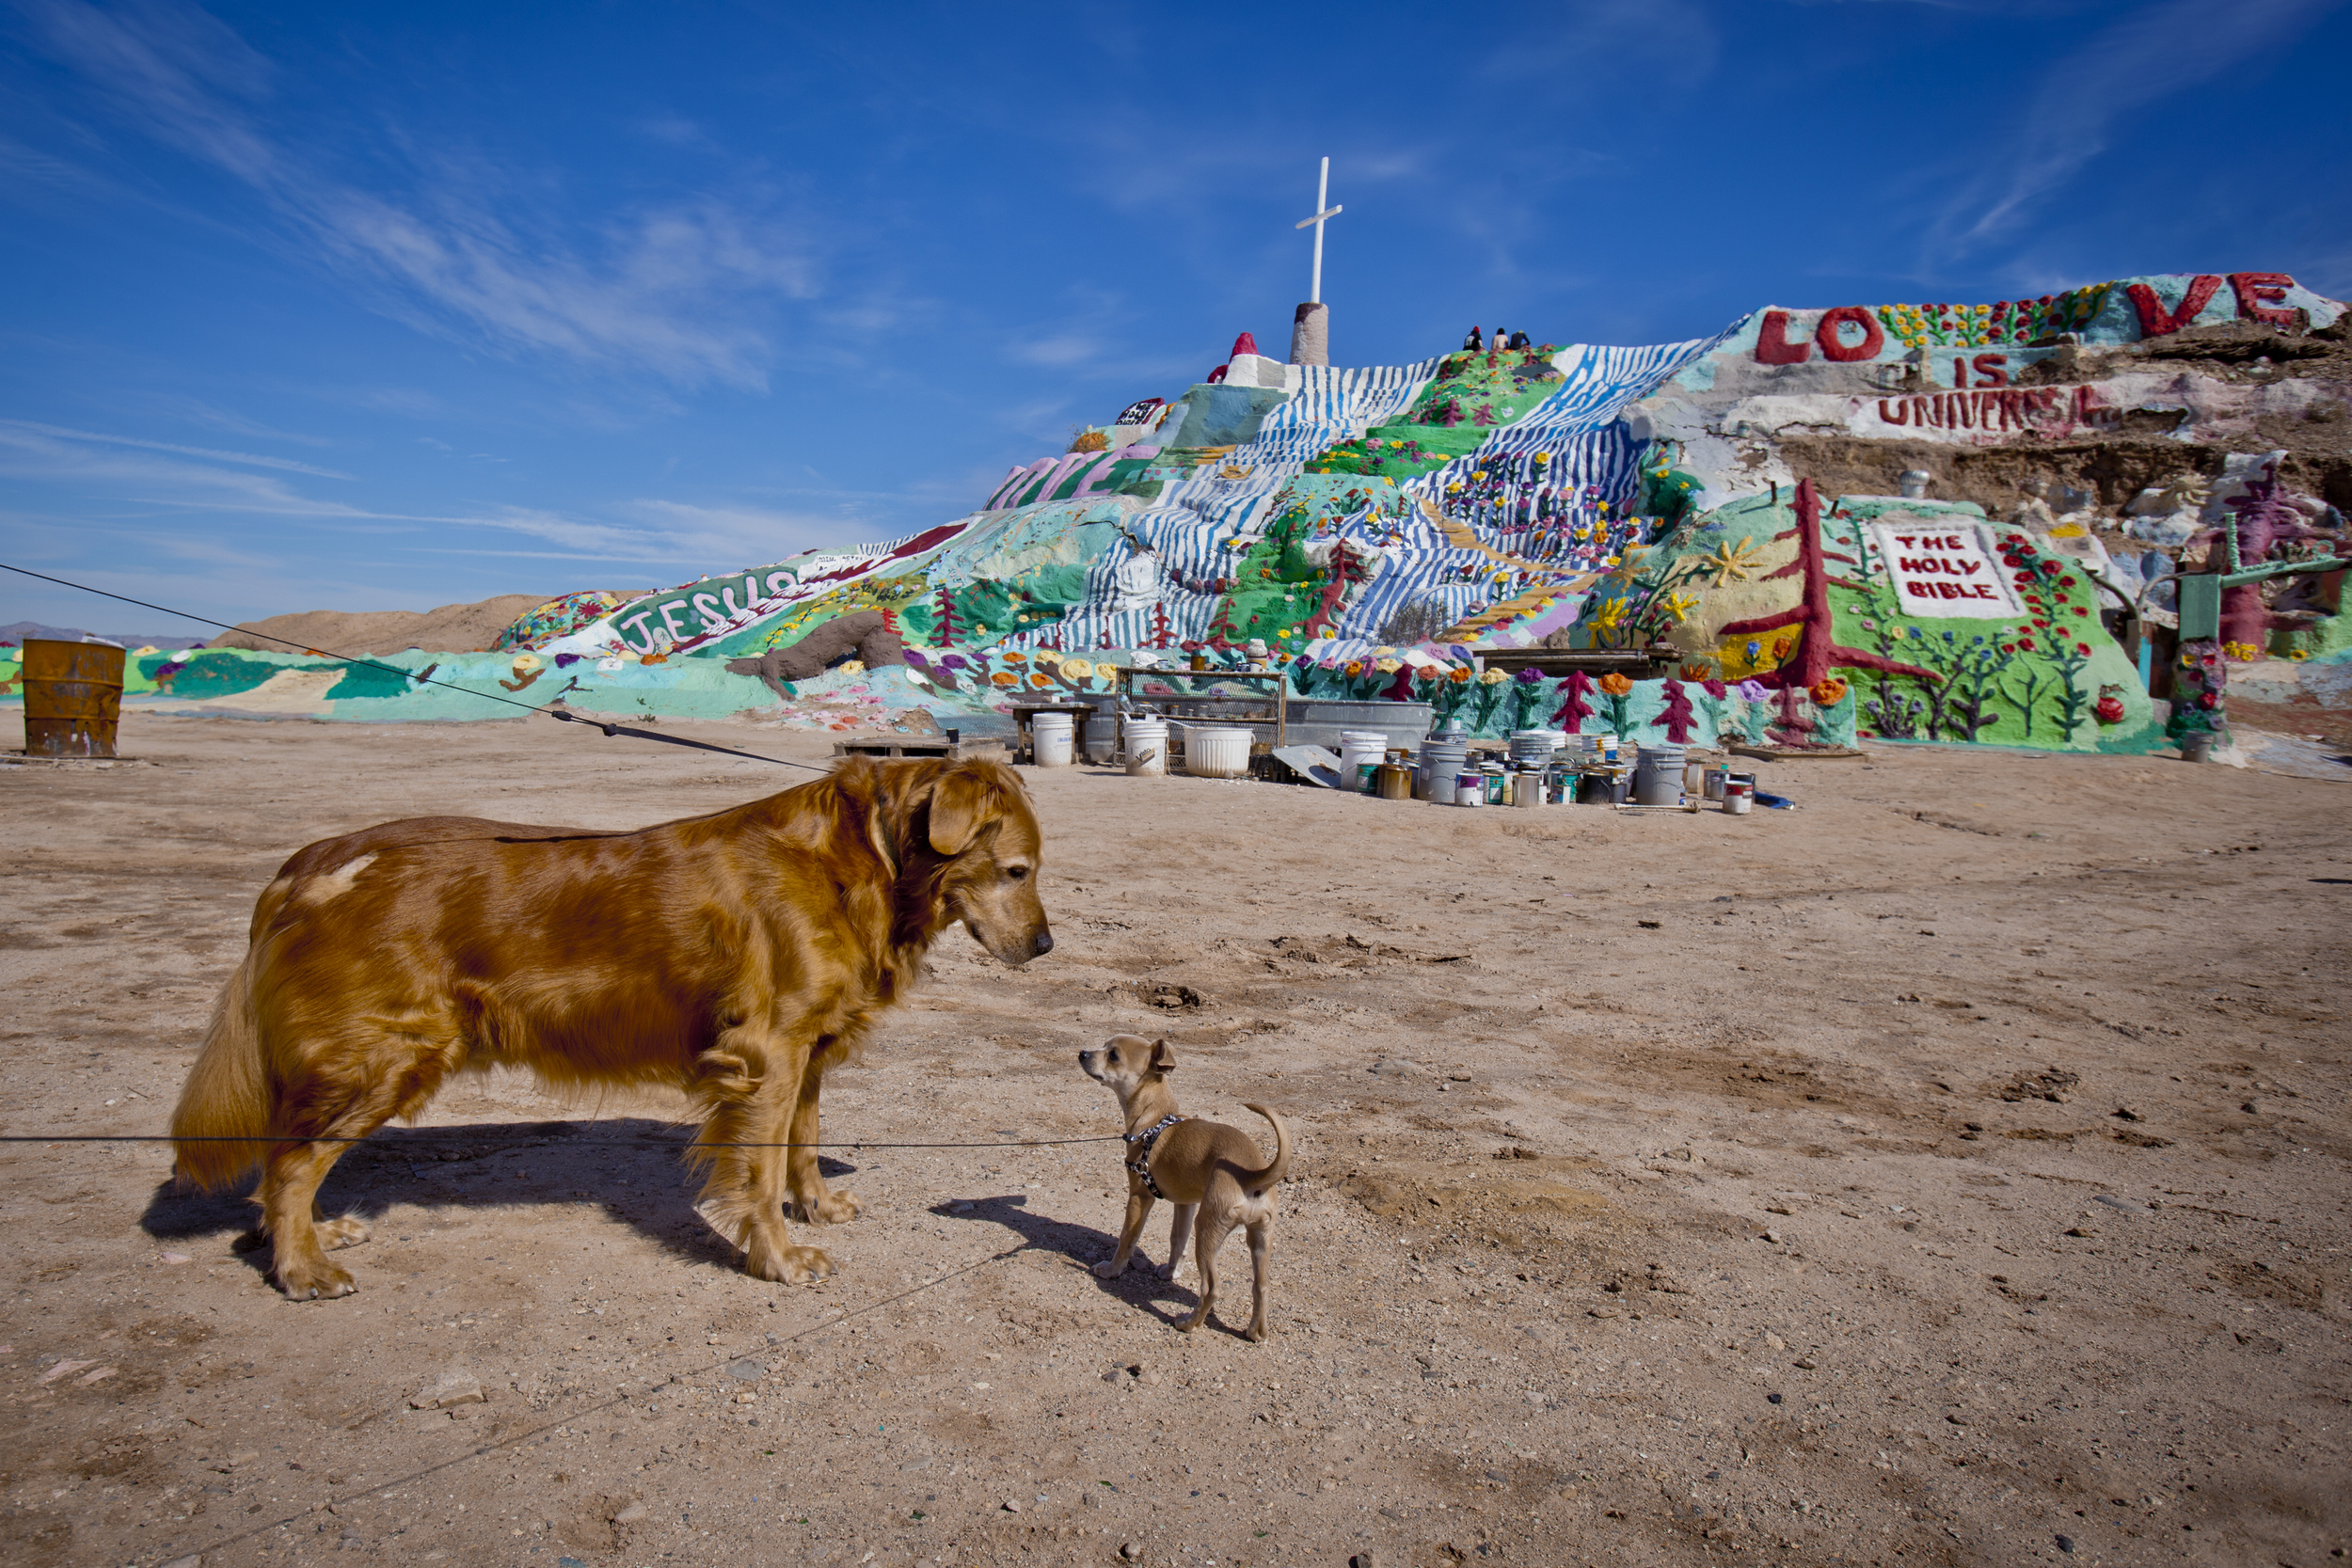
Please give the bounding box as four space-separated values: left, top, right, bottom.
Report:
4 0 2347 635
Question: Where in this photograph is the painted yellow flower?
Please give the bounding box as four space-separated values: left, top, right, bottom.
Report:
1591 597 1629 634
511 653 542 673
1374 657 1403 673
1699 536 1767 585
1061 657 1095 678
1373 646 1396 657
1480 667 1511 685
1658 590 1698 624
1607 547 1650 588
1032 647 1062 666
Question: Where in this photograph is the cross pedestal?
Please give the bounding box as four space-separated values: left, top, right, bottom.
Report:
1289 302 1328 367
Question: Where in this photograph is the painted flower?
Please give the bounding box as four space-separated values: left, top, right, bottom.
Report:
1515 666 1545 685
990 671 1017 687
2076 642 2092 656
1375 658 1403 673
1481 668 1511 685
1032 648 1062 665
1343 660 1366 676
510 653 542 673
1061 657 1095 678
1597 673 1633 696
1736 679 1769 702
2072 607 2090 617
1028 673 1054 689
1002 651 1026 664
1448 666 1474 684
1809 677 1848 705
1657 590 1699 624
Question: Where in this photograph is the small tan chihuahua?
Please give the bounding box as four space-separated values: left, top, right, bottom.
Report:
1078 1035 1291 1341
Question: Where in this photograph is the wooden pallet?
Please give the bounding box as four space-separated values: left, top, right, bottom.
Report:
830 736 1006 760
1725 742 1866 761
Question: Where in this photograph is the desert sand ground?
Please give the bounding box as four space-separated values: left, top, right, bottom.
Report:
1 712 2345 1568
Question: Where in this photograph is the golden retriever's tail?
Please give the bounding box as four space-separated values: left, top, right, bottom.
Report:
1241 1103 1292 1195
169 953 273 1191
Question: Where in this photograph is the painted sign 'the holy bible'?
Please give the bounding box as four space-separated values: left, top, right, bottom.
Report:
1865 522 2024 619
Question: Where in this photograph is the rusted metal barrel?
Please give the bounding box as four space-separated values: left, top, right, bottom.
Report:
21 639 126 758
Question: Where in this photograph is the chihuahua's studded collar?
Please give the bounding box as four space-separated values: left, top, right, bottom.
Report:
1122 1114 1185 1200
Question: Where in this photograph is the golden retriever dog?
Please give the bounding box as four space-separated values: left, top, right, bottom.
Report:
169 755 1050 1300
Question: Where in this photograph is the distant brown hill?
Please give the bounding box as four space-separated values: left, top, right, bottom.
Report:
201 594 584 656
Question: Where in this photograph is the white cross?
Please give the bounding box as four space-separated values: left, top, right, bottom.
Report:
1294 156 1343 305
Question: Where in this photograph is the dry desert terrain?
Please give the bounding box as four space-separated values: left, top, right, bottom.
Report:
1 712 2345 1568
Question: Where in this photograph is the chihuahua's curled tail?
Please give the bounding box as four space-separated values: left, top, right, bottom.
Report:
1239 1103 1292 1196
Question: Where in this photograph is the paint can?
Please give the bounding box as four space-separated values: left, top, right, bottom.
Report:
1577 769 1627 805
1723 779 1754 815
1511 770 1545 808
1355 762 1380 794
1029 711 1075 768
2179 732 2216 764
1508 729 1565 768
1122 717 1168 777
1682 759 1708 798
1375 758 1415 800
20 639 124 759
1454 771 1485 807
1702 766 1729 802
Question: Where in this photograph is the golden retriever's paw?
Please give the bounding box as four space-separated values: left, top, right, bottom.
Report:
276 1259 358 1301
745 1243 835 1285
1090 1258 1128 1279
316 1216 371 1251
794 1189 860 1226
1243 1323 1268 1343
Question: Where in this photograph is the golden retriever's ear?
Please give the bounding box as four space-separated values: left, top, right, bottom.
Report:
926 764 1000 856
1149 1038 1177 1074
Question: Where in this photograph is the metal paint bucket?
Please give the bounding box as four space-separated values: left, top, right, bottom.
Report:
1702 766 1729 801
21 639 125 759
1375 759 1415 800
1723 780 1754 815
1511 770 1545 808
1454 771 1485 807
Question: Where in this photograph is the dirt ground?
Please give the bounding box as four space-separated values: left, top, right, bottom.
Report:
1 713 2346 1568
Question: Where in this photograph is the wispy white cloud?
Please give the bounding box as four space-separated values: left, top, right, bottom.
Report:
0 419 352 478
17 1 826 388
1930 0 2341 252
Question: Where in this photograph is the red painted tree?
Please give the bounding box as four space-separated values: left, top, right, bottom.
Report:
931 587 961 647
1549 668 1596 732
1719 479 1942 691
1650 678 1696 742
1149 602 1174 649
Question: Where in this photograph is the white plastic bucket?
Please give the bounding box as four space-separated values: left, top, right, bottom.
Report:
1338 730 1388 790
1030 712 1074 768
1123 719 1168 777
1184 726 1254 780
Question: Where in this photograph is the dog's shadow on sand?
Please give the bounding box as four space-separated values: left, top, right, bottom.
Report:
932 1191 1255 1339
135 1117 865 1280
